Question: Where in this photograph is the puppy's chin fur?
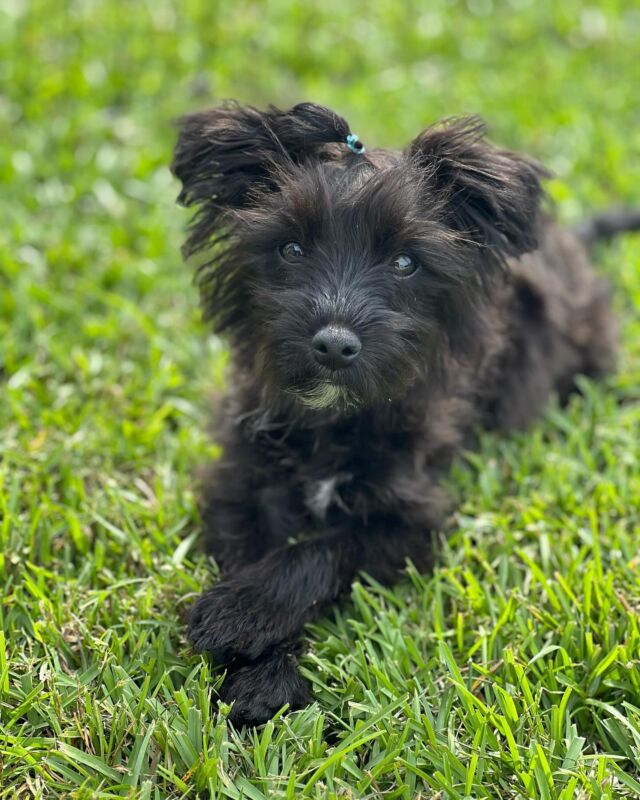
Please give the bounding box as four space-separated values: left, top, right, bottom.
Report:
292 382 358 411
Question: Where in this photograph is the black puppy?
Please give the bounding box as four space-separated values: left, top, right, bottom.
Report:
171 102 637 725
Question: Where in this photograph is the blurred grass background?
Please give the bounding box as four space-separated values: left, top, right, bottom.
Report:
1 1 640 797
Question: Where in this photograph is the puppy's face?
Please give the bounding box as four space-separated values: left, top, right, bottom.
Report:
173 103 546 412
232 159 466 410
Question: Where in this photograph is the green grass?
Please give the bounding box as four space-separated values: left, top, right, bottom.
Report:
1 1 640 797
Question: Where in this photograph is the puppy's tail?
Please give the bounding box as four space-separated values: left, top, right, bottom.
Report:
573 209 640 249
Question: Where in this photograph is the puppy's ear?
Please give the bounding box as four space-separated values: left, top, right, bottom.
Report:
407 116 549 259
172 102 354 256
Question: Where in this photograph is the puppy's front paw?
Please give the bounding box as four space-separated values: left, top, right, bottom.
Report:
219 649 311 726
188 582 299 662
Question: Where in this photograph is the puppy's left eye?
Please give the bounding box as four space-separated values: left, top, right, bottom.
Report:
392 254 419 278
280 242 305 262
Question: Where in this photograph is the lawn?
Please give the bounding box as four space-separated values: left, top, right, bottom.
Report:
1 0 640 797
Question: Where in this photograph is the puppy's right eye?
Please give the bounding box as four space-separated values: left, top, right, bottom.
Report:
280 242 305 262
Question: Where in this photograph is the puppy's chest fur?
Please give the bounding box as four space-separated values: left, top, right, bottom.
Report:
241 393 459 531
303 474 350 521
245 408 411 524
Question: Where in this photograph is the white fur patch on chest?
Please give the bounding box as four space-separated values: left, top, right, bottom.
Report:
304 473 354 520
304 477 337 520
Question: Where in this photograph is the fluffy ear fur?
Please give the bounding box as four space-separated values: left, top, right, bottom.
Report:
407 116 549 260
171 102 355 257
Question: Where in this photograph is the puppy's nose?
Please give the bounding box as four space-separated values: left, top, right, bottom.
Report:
312 325 362 369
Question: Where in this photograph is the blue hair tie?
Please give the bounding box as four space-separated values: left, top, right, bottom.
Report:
346 133 365 154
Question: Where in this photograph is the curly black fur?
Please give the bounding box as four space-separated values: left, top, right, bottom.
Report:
171 101 629 726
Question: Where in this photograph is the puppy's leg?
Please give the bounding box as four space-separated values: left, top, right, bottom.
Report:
200 468 301 577
218 642 311 726
188 518 432 661
580 276 617 380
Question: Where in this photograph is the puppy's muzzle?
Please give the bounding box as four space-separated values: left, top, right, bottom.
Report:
311 325 362 370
